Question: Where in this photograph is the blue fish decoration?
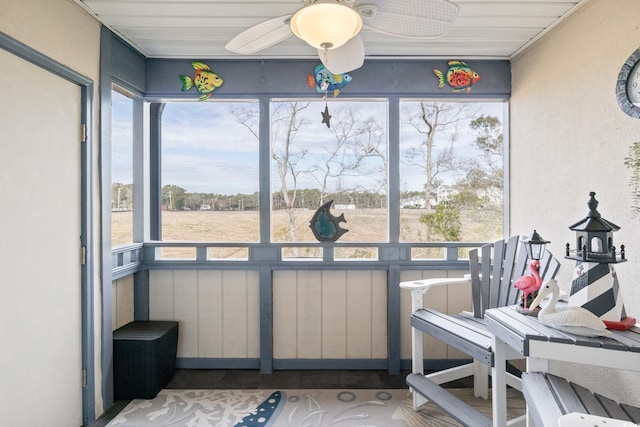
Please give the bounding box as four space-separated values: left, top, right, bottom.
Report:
307 64 353 97
234 391 285 427
309 200 348 242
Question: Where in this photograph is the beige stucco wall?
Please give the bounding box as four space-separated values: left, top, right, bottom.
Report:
0 0 103 419
511 0 640 405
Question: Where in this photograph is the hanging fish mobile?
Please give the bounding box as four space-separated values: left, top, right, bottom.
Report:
307 64 353 98
179 61 224 101
309 200 348 242
321 105 332 128
307 64 354 128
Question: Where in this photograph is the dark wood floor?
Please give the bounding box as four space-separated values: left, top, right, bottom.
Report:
167 368 412 389
89 369 472 426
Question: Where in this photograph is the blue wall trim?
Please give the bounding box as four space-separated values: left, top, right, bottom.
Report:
177 358 261 370
99 25 116 415
273 359 389 371
145 58 510 100
177 358 472 372
110 34 146 94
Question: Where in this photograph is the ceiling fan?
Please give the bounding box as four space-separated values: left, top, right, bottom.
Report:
225 0 459 74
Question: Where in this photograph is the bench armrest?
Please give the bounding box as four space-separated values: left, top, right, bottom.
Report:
399 275 471 293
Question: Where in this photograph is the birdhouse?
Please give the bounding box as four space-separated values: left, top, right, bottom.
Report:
565 192 634 329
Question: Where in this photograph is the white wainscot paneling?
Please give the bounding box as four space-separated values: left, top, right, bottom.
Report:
149 270 260 359
399 269 471 360
112 275 134 330
273 270 388 360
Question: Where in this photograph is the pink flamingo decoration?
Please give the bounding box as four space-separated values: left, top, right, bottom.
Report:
514 260 542 310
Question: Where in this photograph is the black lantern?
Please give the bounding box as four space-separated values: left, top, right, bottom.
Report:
565 192 626 263
523 229 549 261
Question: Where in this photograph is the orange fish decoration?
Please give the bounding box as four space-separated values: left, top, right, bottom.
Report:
434 60 480 93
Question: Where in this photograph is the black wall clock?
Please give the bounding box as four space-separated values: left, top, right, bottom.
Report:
617 47 640 119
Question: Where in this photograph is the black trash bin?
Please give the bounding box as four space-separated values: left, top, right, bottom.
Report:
113 321 179 399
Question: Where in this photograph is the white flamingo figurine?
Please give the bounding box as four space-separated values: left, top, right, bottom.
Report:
513 260 542 310
529 279 610 337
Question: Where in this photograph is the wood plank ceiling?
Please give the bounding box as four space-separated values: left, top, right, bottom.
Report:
75 0 591 60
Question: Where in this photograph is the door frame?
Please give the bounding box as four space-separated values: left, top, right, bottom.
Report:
0 32 95 426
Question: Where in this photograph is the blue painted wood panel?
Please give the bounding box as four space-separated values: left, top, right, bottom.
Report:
145 58 510 99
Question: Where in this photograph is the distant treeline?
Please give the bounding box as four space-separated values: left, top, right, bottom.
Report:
160 185 424 211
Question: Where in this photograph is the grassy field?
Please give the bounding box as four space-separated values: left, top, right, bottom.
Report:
112 208 502 254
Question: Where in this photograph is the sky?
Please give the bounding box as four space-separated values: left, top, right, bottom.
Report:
111 92 504 196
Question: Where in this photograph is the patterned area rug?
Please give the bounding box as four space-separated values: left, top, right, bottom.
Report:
107 388 525 426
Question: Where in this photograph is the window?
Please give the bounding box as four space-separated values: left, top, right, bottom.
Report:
155 97 505 258
270 100 388 258
111 86 134 247
160 101 260 249
399 100 504 256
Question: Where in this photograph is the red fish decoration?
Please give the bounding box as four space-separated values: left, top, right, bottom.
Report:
434 60 480 93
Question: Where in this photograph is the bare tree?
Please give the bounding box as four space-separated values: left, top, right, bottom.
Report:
232 102 311 243
307 106 388 208
270 102 311 242
355 115 387 199
310 106 365 204
402 102 472 210
232 102 387 243
230 104 259 139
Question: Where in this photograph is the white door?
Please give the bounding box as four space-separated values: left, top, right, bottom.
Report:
0 47 83 426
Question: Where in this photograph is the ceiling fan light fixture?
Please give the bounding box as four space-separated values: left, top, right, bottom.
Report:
290 0 362 50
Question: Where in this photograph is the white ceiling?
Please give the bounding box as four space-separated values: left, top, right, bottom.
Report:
75 0 591 61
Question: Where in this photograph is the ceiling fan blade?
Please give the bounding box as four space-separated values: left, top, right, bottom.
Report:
355 0 459 38
318 35 365 74
225 15 294 54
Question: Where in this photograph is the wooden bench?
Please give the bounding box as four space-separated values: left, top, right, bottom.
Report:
401 236 560 427
522 372 640 427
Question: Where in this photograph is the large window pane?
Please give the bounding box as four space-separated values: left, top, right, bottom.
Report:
111 86 134 247
160 101 260 243
399 101 504 254
270 100 388 250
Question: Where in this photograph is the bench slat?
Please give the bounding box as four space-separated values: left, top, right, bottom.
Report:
596 394 633 421
523 372 640 427
406 373 492 427
621 403 640 423
610 329 640 352
411 309 493 365
570 382 607 417
522 372 564 427
546 374 587 414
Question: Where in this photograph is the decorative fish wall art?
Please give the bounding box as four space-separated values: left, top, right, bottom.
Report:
434 60 480 93
309 200 349 242
307 64 353 98
179 61 224 101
